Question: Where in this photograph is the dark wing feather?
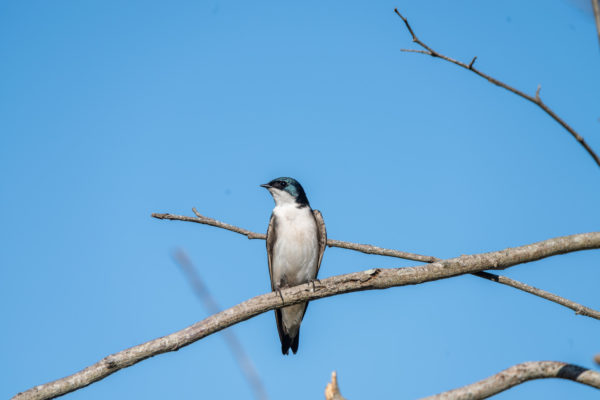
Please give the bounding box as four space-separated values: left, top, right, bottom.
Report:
266 213 277 291
312 209 327 276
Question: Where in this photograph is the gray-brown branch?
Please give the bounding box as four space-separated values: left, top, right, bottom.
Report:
422 361 600 399
394 8 600 168
472 271 600 319
152 210 600 320
13 231 600 400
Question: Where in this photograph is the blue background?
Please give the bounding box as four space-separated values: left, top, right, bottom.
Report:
2 1 599 399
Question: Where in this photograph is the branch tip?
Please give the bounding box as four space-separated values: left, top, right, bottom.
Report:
325 371 345 400
393 8 404 20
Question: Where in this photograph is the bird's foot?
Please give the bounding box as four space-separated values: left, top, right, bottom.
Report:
275 288 285 304
307 278 321 292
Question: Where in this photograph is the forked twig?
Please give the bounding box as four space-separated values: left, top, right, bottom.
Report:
394 8 600 168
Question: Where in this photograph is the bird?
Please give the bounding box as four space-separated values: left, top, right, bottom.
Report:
261 177 326 355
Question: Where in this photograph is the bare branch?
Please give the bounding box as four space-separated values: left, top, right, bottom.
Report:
400 48 430 55
472 272 600 319
152 211 600 320
13 231 600 400
325 238 434 263
153 211 436 263
190 207 265 239
595 354 600 366
422 361 600 399
324 371 346 400
173 250 268 400
393 8 600 168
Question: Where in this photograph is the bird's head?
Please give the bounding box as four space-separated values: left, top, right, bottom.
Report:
261 177 310 207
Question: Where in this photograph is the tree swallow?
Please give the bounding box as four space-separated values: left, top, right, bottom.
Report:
261 177 326 355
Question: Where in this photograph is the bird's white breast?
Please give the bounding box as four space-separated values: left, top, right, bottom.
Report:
271 204 319 288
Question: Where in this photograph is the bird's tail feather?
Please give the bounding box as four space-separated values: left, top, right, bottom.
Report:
290 331 299 354
275 309 300 355
280 330 299 355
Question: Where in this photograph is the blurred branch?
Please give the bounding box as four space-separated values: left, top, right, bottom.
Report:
394 8 600 169
594 354 600 366
152 210 600 321
593 0 600 47
324 371 346 400
13 230 600 400
422 361 600 399
173 250 268 400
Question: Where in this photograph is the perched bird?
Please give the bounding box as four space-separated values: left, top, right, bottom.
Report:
261 177 326 355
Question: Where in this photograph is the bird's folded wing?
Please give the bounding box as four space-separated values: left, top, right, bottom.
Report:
266 213 277 291
312 209 327 276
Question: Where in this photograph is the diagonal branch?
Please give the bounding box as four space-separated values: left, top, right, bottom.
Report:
152 210 600 320
13 231 600 400
422 361 600 399
472 272 600 319
393 8 600 169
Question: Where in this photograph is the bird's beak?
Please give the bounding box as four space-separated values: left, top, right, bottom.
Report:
260 183 271 189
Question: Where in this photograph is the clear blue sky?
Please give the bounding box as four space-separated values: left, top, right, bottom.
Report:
1 1 599 399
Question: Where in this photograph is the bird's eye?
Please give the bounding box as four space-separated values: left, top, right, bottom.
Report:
279 181 287 188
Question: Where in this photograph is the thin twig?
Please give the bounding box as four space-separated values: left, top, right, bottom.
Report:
394 8 600 168
468 56 477 69
173 250 269 400
422 361 600 399
473 272 600 319
152 211 600 320
12 231 600 400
